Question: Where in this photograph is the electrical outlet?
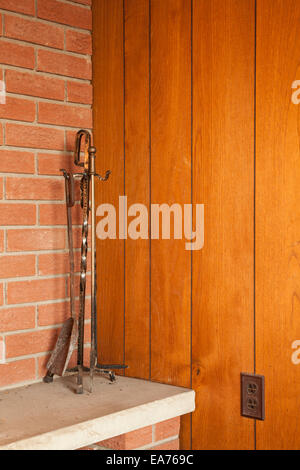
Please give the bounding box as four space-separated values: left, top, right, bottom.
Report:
241 372 265 420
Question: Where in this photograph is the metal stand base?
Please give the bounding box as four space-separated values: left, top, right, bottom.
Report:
43 364 128 386
65 364 128 383
43 372 54 383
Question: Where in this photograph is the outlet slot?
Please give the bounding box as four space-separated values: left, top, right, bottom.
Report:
241 373 265 420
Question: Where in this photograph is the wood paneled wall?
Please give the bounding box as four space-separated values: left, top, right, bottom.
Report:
256 0 300 450
93 0 125 366
191 0 255 450
93 0 300 450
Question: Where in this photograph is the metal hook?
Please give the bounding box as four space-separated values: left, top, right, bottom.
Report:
95 169 111 181
60 169 75 208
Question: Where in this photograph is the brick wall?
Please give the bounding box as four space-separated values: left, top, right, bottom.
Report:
80 417 180 451
0 0 93 388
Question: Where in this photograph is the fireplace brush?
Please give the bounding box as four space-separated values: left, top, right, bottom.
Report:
43 129 127 393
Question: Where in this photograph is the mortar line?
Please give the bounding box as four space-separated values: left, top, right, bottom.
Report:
0 145 73 154
2 10 5 35
3 64 92 84
34 150 38 175
5 91 91 108
4 273 69 282
2 35 92 59
3 227 7 254
136 434 179 451
55 0 91 11
0 9 84 22
1 118 92 131
3 174 6 200
1 248 87 255
0 294 92 311
3 280 7 305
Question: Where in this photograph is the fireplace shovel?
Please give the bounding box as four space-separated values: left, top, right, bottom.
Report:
43 170 78 383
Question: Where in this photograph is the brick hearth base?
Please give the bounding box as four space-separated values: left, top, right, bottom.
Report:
80 417 180 451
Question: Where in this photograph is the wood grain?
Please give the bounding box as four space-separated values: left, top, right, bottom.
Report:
124 0 150 379
192 0 255 449
93 0 125 365
150 0 191 388
256 0 300 450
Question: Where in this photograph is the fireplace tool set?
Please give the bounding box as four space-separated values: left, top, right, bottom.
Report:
43 129 127 393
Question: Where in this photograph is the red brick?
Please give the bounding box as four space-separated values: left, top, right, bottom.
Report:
99 426 153 450
37 353 51 377
39 203 67 226
0 306 36 332
37 49 92 80
38 102 92 129
66 130 79 152
38 298 91 327
6 177 64 201
78 319 92 342
0 204 36 225
0 0 35 16
38 301 70 326
4 15 64 49
37 0 92 30
39 202 82 225
67 81 92 105
0 254 36 278
83 319 91 340
7 228 66 252
155 417 180 442
7 277 66 305
38 152 77 176
149 439 180 451
0 96 35 122
0 149 35 174
6 124 64 151
0 177 3 199
0 40 35 69
0 124 3 145
6 69 65 101
0 230 4 251
39 252 82 275
66 29 92 55
5 327 61 357
0 358 36 388
0 283 3 305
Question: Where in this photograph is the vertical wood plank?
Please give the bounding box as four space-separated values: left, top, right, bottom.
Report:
192 0 255 449
93 0 125 365
124 0 150 379
150 0 191 387
256 0 300 450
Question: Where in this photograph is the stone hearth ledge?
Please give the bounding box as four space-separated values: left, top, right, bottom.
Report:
0 374 195 450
